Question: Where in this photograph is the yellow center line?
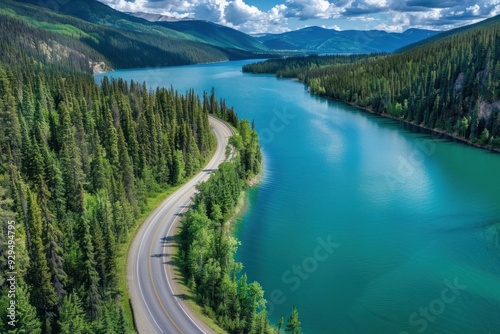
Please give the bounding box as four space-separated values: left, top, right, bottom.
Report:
148 189 195 334
145 118 229 333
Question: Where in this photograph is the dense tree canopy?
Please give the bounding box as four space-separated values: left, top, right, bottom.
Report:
179 117 268 333
0 53 237 331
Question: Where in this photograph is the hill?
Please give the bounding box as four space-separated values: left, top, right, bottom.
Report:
18 0 267 52
258 26 439 53
0 0 268 72
128 12 267 51
0 10 109 73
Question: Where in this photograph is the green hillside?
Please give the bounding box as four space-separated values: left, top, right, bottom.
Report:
0 11 108 73
245 16 500 149
0 0 267 71
158 20 268 51
258 26 439 53
20 0 267 51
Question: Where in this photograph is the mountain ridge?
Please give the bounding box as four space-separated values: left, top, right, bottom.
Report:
19 0 269 52
1 0 269 72
258 26 439 53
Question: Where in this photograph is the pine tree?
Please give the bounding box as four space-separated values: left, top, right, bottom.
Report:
58 293 87 334
117 128 136 207
171 149 185 185
80 217 101 320
278 314 285 334
285 306 301 334
58 103 84 212
6 285 41 334
25 190 58 332
0 66 22 166
89 131 110 192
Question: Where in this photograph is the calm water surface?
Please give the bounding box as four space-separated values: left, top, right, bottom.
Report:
96 60 500 334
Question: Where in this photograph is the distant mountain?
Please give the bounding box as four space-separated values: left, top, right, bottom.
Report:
127 11 267 52
1 0 268 72
18 0 267 52
258 27 439 53
157 20 268 52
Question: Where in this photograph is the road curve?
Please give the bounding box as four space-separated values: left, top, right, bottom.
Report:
127 115 234 334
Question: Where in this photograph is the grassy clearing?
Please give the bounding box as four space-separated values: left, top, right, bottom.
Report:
0 7 90 39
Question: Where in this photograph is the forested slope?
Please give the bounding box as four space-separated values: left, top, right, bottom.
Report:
243 54 382 77
0 0 266 70
246 15 500 149
0 13 108 74
0 36 251 330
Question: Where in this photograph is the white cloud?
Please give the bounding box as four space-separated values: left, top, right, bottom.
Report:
284 0 335 20
99 0 291 33
193 0 227 22
466 4 481 15
224 0 262 25
98 0 500 34
220 1 291 33
321 24 342 30
348 15 376 21
364 0 387 8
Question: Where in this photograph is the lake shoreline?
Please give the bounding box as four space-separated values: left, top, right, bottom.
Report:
347 100 500 154
301 87 500 154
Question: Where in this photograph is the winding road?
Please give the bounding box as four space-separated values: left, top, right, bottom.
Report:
127 115 234 334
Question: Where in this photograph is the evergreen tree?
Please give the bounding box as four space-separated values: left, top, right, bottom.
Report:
58 293 87 334
285 306 301 334
5 285 42 334
278 314 285 334
80 216 101 320
0 65 22 166
172 149 185 185
25 190 58 332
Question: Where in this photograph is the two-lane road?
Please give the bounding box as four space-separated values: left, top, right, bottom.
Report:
127 115 234 333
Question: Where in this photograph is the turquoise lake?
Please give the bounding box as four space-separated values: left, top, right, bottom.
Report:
96 60 500 334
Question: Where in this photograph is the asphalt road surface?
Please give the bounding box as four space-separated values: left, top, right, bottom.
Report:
127 115 234 333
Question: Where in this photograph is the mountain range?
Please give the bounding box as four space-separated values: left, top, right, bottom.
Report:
257 26 440 53
0 0 451 72
0 0 269 72
131 10 441 55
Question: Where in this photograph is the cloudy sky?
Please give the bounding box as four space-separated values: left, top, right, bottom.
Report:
98 0 500 34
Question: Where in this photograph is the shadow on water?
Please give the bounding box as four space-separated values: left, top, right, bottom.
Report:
435 218 500 234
